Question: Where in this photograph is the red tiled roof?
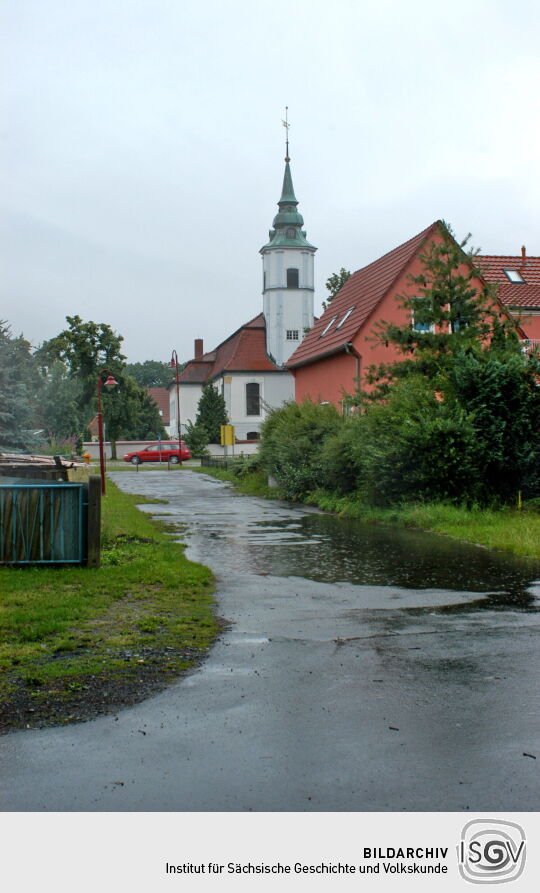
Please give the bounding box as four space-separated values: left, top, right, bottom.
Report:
244 313 265 328
178 360 214 384
476 255 540 308
287 222 440 368
179 313 280 384
476 255 540 285
147 387 170 424
497 283 540 308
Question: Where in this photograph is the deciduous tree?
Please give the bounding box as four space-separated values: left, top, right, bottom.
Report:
321 268 351 311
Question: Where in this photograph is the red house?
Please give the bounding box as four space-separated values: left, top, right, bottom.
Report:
287 221 539 406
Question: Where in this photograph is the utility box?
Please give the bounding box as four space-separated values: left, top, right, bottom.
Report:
0 475 101 567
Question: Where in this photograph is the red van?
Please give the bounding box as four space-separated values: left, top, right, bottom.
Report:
123 442 191 465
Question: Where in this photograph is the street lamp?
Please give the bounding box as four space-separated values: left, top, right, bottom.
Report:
97 370 118 495
170 350 182 464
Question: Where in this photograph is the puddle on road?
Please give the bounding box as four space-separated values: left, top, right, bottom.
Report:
181 509 540 612
112 472 540 612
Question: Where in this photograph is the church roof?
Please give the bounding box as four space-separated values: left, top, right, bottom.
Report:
179 313 281 384
287 222 439 369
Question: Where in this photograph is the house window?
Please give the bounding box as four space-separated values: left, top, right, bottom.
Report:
287 268 299 288
246 431 260 440
320 315 337 336
246 382 260 416
412 298 434 333
504 269 525 283
336 307 355 329
286 330 299 340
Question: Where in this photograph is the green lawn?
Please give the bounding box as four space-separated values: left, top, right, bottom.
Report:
0 479 217 732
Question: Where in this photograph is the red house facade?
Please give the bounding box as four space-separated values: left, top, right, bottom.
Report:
287 222 539 406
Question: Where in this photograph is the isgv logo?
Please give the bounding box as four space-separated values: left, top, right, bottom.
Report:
458 819 526 884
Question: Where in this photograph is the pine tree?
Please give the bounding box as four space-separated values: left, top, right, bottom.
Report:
366 222 507 392
195 383 228 443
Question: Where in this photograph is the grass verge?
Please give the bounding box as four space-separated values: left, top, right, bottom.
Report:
0 479 218 734
191 464 279 498
303 491 540 559
194 467 540 560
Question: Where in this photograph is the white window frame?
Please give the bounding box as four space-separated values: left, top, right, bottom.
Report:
320 315 338 337
503 269 525 283
336 306 355 329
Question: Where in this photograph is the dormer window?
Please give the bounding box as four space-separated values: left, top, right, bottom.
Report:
287 268 299 288
504 269 525 283
320 315 338 336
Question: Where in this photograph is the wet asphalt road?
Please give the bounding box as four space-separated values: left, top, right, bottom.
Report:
1 470 539 811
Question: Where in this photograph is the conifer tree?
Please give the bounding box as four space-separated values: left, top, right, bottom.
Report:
366 222 510 393
195 382 228 443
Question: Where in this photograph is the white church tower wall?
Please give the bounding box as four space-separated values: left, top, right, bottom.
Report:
260 135 316 367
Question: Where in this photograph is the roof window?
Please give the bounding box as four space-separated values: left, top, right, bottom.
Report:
504 269 525 283
336 306 355 329
320 315 337 337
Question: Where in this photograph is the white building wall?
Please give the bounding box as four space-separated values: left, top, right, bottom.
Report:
169 384 202 436
219 371 294 440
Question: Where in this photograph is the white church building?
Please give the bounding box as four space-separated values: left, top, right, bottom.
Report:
170 150 316 442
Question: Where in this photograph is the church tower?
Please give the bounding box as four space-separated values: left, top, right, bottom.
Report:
260 118 316 366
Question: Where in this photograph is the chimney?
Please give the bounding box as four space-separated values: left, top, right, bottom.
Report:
521 245 527 266
194 338 203 359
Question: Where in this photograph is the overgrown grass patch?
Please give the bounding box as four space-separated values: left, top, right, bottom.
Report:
0 479 217 733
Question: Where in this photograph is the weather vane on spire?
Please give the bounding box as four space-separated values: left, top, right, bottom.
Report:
282 106 290 162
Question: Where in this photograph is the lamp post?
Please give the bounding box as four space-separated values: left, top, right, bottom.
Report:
170 350 182 465
97 370 118 495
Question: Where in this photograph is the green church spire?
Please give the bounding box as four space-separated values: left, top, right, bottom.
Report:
279 161 298 206
260 111 316 252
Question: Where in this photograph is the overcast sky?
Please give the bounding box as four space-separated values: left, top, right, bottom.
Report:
1 0 539 364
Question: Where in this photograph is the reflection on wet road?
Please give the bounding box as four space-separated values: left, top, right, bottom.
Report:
1 469 539 812
133 470 540 609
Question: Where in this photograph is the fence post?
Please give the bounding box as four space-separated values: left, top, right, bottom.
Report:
87 475 101 567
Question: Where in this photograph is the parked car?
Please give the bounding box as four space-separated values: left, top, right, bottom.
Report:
123 442 191 465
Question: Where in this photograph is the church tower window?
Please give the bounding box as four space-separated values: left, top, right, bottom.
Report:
287 268 299 288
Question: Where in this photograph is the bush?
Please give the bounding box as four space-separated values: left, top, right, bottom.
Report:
358 377 477 506
448 352 540 503
183 421 210 458
318 420 365 494
232 454 264 479
259 400 343 498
